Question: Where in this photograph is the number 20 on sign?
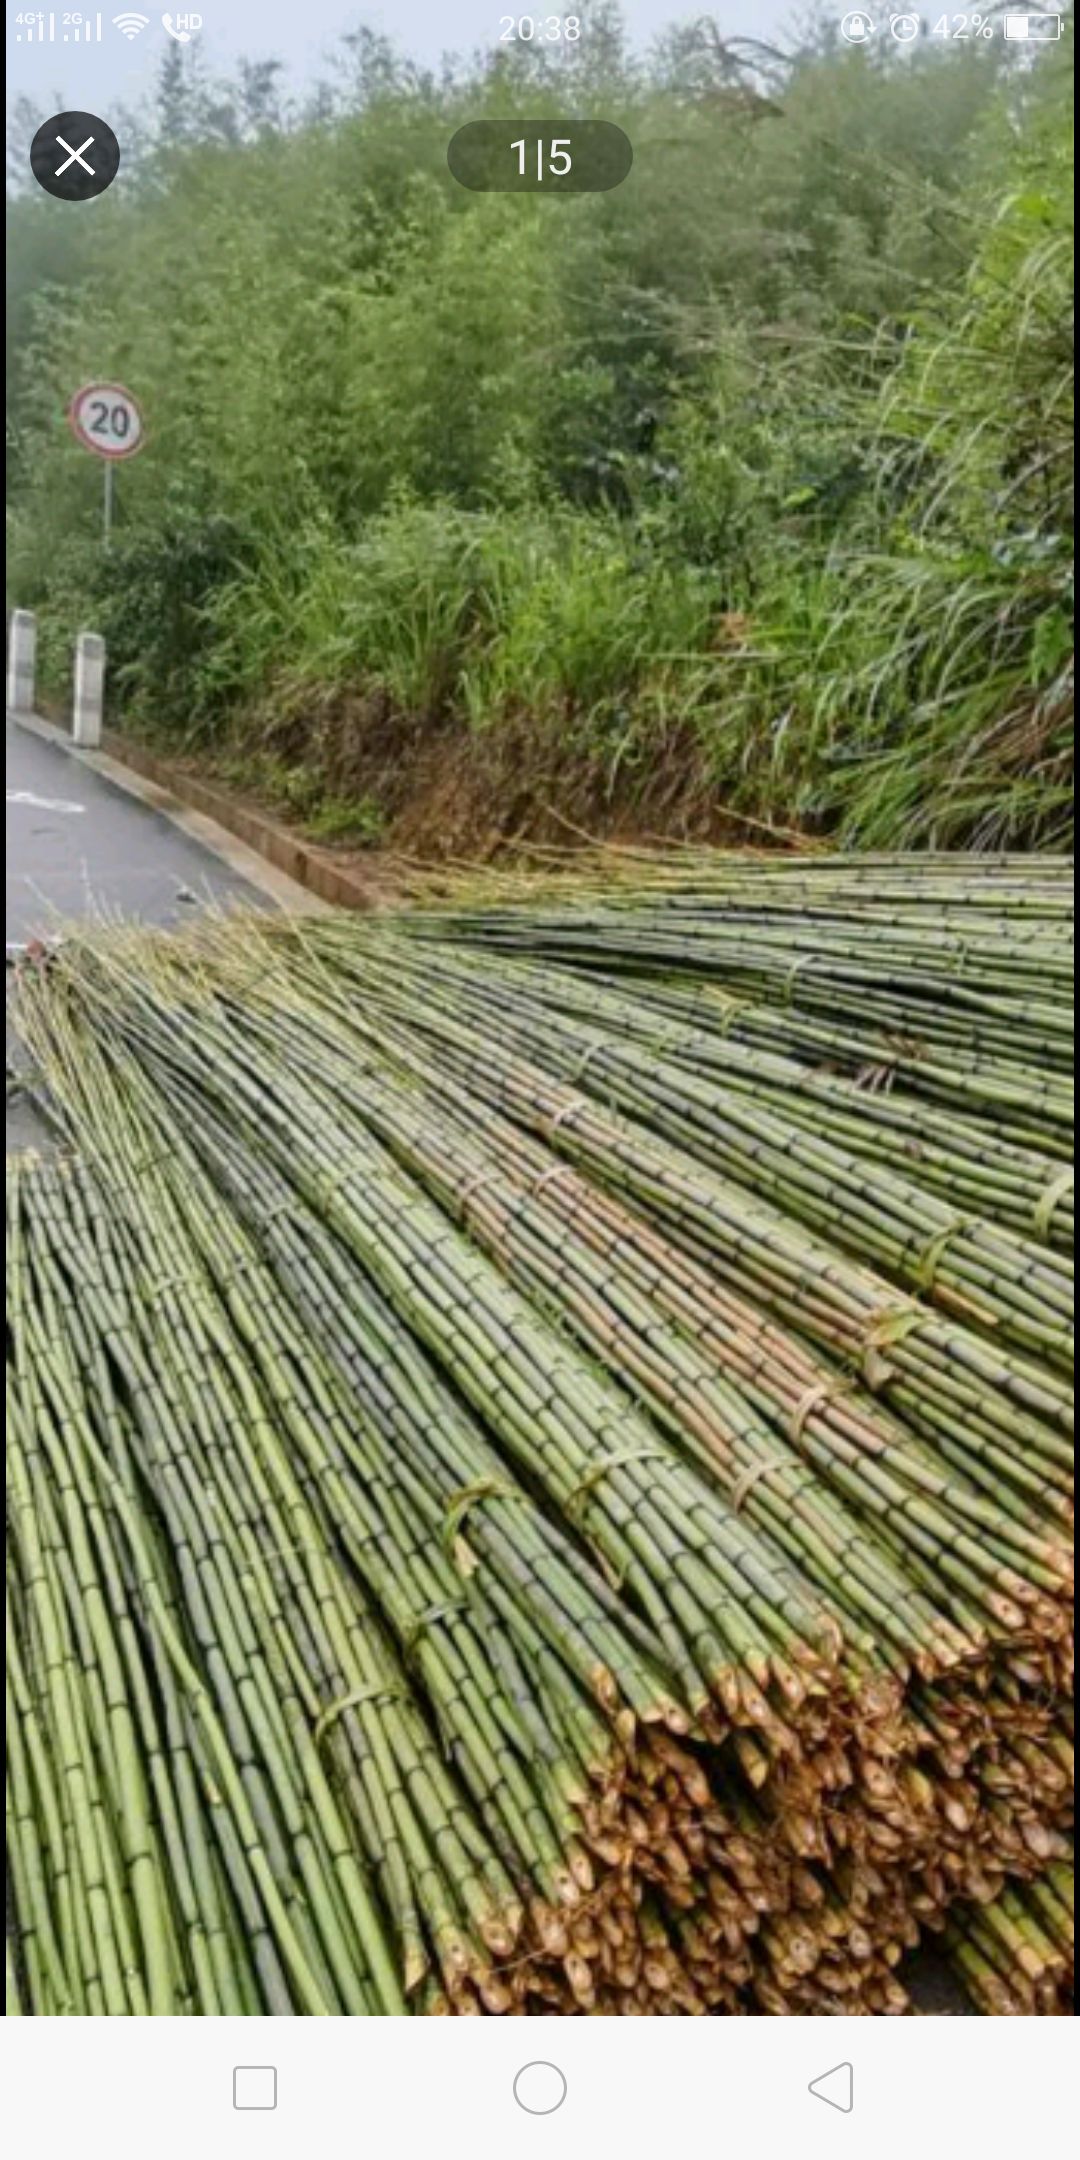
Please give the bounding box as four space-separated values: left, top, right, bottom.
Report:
68 380 146 548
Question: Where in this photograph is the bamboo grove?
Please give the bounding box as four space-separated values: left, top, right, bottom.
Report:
7 853 1074 2016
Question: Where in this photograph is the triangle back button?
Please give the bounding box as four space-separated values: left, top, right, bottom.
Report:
809 2062 854 2114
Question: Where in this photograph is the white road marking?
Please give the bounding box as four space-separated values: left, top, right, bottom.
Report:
6 790 87 815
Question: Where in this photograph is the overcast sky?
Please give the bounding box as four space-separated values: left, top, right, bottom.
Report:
9 3 802 119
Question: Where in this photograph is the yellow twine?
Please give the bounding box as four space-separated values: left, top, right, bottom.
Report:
441 1477 525 1547
731 1456 790 1513
565 1447 668 1521
787 1380 843 1443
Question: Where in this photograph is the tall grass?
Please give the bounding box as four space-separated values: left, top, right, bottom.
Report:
724 107 1075 847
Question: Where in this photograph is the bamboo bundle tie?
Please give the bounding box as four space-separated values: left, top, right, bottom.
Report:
565 1449 670 1523
441 1477 528 1545
402 1598 474 1651
314 1684 408 1748
781 956 820 1003
546 1100 586 1136
529 1164 578 1198
855 1303 924 1389
913 1218 979 1293
457 1168 502 1206
572 1041 610 1082
1034 1167 1075 1240
715 999 755 1038
787 1380 848 1444
731 1457 791 1513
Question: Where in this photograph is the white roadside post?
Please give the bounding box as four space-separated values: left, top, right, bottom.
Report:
73 631 106 749
7 609 38 715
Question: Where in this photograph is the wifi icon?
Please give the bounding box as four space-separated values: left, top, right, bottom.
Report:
112 10 150 34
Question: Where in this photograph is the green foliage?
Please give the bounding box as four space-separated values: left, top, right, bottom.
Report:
198 497 714 764
6 10 1074 849
719 55 1075 847
96 513 256 735
215 746 386 845
306 795 385 846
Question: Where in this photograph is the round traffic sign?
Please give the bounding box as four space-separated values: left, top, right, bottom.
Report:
68 382 146 460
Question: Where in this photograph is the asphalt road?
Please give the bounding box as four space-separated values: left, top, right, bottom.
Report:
7 721 255 940
7 718 258 1149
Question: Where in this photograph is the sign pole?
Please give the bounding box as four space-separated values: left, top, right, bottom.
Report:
103 461 115 551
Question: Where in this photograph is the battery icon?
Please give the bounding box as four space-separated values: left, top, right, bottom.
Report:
1004 12 1062 34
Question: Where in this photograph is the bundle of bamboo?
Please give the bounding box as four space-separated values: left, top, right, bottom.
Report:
943 1860 1074 2015
8 853 1073 2016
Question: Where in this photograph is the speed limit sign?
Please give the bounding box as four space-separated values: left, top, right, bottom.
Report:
68 381 145 460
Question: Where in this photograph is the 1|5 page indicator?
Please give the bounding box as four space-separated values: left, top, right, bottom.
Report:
448 119 633 193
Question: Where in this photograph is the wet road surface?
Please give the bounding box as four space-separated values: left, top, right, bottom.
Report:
7 721 255 942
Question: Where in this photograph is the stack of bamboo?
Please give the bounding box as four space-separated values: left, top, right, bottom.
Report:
7 854 1073 2015
944 1863 1074 2016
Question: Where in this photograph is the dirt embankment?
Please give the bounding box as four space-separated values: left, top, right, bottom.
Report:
197 690 809 866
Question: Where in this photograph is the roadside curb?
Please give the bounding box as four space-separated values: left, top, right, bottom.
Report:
7 710 352 915
97 729 381 913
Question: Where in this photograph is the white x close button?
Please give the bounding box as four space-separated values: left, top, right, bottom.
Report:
30 111 120 201
54 135 96 178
